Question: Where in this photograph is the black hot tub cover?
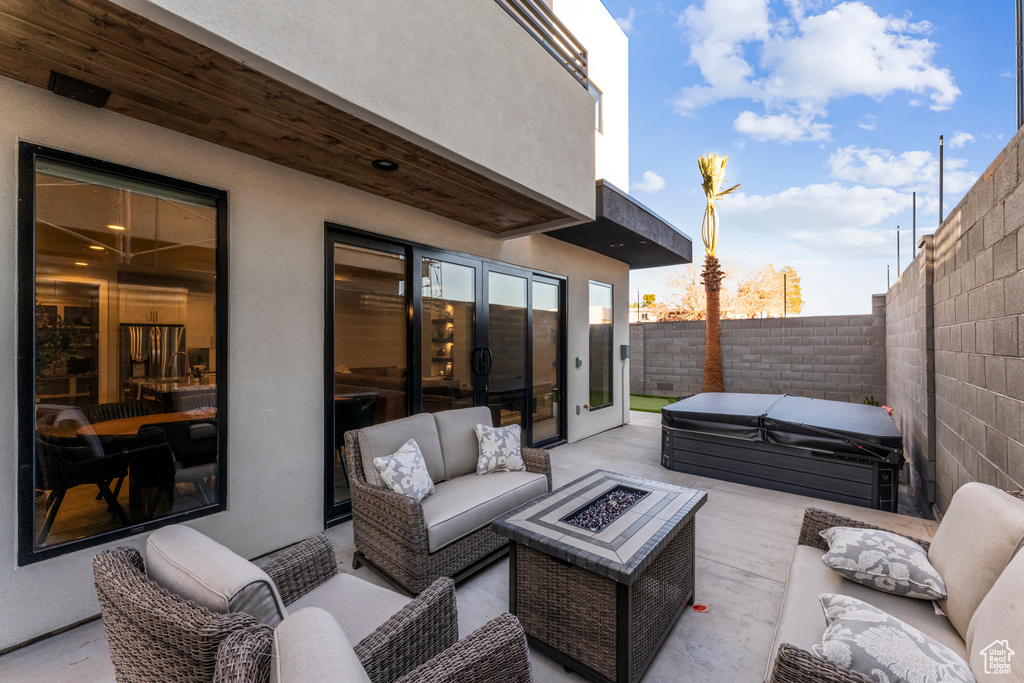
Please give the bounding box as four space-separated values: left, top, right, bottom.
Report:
662 393 903 465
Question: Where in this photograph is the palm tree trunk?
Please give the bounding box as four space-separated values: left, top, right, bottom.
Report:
702 254 725 392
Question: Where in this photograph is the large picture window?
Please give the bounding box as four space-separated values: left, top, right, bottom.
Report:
588 281 613 409
18 145 227 564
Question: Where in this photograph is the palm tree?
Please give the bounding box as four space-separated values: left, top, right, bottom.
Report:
697 154 740 392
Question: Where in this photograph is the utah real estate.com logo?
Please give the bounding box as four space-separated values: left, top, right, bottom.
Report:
979 640 1015 676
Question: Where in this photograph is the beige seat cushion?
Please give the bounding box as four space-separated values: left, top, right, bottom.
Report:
967 544 1024 680
435 406 493 479
765 544 966 682
421 471 548 553
928 482 1024 638
288 571 412 644
146 525 287 627
271 607 370 683
357 413 445 488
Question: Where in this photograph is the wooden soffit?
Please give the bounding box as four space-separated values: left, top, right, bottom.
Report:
0 0 573 234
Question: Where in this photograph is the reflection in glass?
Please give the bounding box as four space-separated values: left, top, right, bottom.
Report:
488 272 529 430
532 281 561 442
421 259 476 413
589 281 613 409
31 159 219 550
333 244 408 506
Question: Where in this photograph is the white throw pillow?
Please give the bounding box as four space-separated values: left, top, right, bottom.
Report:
373 438 434 502
813 594 974 683
819 527 946 600
474 423 525 474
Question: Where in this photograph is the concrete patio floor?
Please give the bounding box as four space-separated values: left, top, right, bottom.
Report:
0 411 939 682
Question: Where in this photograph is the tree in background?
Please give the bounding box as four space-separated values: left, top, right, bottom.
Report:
734 265 804 318
697 154 740 392
661 263 802 320
780 266 803 317
642 293 656 307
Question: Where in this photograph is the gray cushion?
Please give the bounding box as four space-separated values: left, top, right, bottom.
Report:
966 541 1024 679
373 438 435 502
819 527 946 600
435 406 493 479
146 525 287 627
928 482 1024 638
288 572 412 645
271 607 370 683
813 594 974 683
765 544 965 682
421 471 547 552
474 424 526 475
357 413 445 488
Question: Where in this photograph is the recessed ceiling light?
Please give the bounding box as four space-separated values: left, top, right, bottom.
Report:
610 242 624 248
371 159 399 172
89 245 105 251
75 261 88 266
107 224 125 230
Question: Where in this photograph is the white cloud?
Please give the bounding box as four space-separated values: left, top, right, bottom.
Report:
720 183 910 255
857 113 877 131
632 171 667 194
827 145 977 194
948 130 974 148
673 1 960 138
733 111 832 142
1001 71 1015 78
615 7 637 34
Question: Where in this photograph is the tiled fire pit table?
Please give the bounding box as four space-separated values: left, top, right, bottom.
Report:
491 469 707 683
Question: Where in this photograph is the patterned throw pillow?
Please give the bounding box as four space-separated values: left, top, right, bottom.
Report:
820 527 946 600
373 439 434 502
474 424 526 475
813 594 974 683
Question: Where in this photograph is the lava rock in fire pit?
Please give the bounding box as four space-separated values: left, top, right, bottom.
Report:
563 486 649 532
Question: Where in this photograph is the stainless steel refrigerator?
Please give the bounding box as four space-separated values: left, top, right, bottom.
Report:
119 324 187 389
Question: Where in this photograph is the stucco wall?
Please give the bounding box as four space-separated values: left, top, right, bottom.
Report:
551 0 629 189
630 305 887 405
113 0 597 221
885 127 1024 514
0 77 628 649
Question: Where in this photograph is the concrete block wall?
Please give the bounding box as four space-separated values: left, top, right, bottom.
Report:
630 307 886 405
886 235 935 513
885 127 1024 514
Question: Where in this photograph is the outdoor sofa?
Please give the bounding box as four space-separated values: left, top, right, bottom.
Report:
767 483 1024 682
93 526 529 682
344 406 552 594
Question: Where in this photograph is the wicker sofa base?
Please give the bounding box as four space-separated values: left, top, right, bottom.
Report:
510 519 696 683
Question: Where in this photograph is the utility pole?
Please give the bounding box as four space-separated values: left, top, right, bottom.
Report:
887 264 890 290
897 225 900 274
912 192 916 259
783 273 787 318
939 135 944 224
1017 0 1023 129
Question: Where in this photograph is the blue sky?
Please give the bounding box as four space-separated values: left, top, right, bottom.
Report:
608 0 1016 315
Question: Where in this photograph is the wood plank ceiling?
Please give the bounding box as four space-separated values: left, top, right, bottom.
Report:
0 0 572 234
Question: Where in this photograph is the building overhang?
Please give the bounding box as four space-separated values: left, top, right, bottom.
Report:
547 181 692 269
0 0 579 235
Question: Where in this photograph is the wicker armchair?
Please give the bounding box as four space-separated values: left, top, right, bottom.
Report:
344 430 552 595
94 534 459 683
213 611 533 683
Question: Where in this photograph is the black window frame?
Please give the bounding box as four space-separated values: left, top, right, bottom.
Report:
17 143 229 566
587 279 614 411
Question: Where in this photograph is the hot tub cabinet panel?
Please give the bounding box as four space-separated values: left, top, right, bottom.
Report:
661 394 902 512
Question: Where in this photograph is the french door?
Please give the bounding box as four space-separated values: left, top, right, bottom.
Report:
324 228 566 523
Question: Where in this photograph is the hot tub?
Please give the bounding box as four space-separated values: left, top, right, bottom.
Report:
661 393 904 512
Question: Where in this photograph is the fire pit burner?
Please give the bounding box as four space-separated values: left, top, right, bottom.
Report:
561 485 650 532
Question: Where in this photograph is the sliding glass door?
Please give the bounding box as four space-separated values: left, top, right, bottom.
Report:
325 228 566 522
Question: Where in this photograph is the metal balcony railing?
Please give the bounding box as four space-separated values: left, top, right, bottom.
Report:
494 0 588 88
